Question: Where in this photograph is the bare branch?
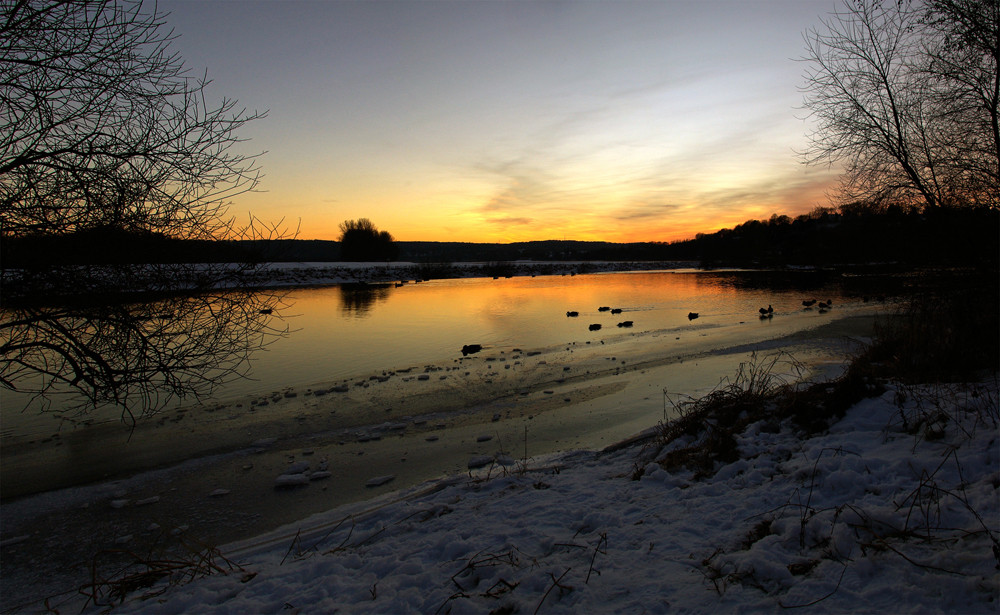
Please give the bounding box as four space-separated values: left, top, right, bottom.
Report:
800 0 999 209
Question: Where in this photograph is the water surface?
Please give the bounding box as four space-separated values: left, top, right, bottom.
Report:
245 269 847 390
1 269 860 442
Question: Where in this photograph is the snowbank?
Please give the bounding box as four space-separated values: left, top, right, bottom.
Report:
88 378 998 614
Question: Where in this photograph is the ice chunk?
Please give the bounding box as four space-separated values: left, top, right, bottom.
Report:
366 475 395 487
274 474 310 488
285 461 310 475
468 455 493 469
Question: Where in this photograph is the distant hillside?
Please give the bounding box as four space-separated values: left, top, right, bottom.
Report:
2 206 995 270
0 235 689 266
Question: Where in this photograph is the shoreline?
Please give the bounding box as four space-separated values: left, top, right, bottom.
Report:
0 308 881 610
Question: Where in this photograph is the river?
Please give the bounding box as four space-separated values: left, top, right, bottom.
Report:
2 268 866 441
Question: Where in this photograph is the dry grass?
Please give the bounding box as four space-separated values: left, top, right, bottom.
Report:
636 350 882 480
77 538 254 612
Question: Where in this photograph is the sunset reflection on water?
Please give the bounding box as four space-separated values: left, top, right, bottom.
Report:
0 270 852 438
269 270 837 389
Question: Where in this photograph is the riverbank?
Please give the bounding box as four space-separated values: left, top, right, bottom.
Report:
1 305 882 612
114 377 998 614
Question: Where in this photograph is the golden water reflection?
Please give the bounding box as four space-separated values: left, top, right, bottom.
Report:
263 270 846 392
1 270 855 439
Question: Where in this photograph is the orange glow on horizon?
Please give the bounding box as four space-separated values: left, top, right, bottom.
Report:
295 217 757 245
260 167 840 246
290 204 823 245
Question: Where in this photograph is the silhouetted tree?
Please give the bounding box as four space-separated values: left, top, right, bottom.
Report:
0 0 291 423
801 0 999 209
338 218 398 261
922 0 1000 202
0 0 266 239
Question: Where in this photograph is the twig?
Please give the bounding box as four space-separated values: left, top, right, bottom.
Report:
325 522 357 556
868 536 966 576
482 578 519 599
279 529 302 566
534 568 573 615
586 532 608 584
779 549 851 609
435 590 470 614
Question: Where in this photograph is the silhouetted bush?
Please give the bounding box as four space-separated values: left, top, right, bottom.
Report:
337 218 398 262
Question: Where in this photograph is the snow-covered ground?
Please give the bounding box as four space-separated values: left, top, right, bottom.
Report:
72 376 998 614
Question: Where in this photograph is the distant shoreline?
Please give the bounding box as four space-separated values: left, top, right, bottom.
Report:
244 259 700 287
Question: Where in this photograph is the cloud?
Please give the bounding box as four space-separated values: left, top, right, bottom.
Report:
488 216 534 226
475 158 562 215
612 201 685 222
455 80 834 242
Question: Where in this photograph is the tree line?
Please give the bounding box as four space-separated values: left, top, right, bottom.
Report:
682 205 998 269
4 205 995 270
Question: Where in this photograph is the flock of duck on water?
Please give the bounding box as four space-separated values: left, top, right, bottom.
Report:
459 298 834 356
756 298 833 319
565 298 835 330
568 298 835 332
564 306 634 332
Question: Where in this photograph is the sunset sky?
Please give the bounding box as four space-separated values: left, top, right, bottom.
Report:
161 0 843 243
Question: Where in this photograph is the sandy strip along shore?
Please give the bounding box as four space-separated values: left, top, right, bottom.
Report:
0 307 881 609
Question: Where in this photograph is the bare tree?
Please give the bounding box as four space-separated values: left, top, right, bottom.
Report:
0 1 293 422
921 0 1000 204
0 0 266 238
801 0 999 209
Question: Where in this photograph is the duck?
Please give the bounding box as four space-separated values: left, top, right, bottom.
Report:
802 299 817 307
688 312 699 320
461 344 483 356
758 305 773 315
